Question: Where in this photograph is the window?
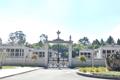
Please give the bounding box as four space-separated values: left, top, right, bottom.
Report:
112 50 114 53
81 53 83 55
10 53 14 56
84 53 87 55
88 53 91 55
107 50 111 53
43 52 45 57
39 52 45 57
88 55 91 58
103 50 106 53
39 52 42 57
16 49 19 52
19 52 21 56
11 49 14 52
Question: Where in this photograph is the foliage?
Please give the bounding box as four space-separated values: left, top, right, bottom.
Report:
106 51 120 71
51 44 68 58
117 38 120 45
106 36 115 45
100 39 105 46
8 31 26 45
92 39 101 49
73 43 86 50
79 37 90 46
79 67 107 73
40 34 48 44
79 55 86 63
2 66 16 69
94 71 120 77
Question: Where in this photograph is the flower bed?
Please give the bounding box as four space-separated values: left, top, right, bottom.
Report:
79 67 107 73
78 67 120 79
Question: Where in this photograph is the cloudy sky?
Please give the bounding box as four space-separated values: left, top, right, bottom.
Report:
0 0 120 43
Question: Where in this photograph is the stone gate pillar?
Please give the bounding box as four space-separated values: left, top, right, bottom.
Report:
45 42 48 68
68 42 72 67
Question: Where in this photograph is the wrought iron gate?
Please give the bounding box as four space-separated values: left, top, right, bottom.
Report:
48 55 69 68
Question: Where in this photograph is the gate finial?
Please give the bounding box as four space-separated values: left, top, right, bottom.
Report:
57 30 61 39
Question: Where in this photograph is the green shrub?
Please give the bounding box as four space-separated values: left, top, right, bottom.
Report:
83 69 87 73
79 67 107 73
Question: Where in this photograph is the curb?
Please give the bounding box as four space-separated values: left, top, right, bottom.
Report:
0 68 40 79
77 72 120 80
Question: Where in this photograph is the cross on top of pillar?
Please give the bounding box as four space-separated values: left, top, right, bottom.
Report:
57 30 61 39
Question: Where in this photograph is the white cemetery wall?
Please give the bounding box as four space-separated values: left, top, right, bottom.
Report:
71 58 105 67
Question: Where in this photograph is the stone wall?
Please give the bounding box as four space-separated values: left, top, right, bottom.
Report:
2 57 46 67
71 58 105 67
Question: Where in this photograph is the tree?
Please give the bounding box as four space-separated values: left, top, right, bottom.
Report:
100 39 105 46
79 37 90 46
73 43 86 50
92 39 101 49
106 36 115 45
25 42 32 47
117 39 120 45
40 34 48 44
8 31 26 45
106 51 120 71
79 55 86 63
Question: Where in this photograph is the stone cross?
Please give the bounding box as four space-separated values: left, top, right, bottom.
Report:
57 30 61 39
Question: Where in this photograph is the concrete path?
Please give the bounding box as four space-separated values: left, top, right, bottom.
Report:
0 67 39 79
0 68 110 80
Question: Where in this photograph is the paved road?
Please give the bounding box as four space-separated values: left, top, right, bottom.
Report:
1 68 110 80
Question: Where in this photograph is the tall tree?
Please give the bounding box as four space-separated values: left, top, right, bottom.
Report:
117 38 120 45
92 39 101 49
79 37 90 46
100 39 105 46
106 36 115 45
8 31 26 45
40 34 48 44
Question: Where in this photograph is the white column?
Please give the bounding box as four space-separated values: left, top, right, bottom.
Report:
68 42 72 67
45 42 48 68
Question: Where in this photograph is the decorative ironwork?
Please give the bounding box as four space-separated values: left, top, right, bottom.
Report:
47 30 71 68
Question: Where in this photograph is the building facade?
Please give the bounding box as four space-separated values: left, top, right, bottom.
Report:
0 37 120 68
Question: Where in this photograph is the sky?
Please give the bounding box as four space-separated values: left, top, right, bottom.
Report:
0 0 120 43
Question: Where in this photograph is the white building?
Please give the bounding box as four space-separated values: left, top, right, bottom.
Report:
96 45 120 59
0 44 58 67
0 38 120 67
79 49 95 59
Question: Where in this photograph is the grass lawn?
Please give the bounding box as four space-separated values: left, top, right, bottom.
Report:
95 71 120 76
1 66 16 69
79 67 120 77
